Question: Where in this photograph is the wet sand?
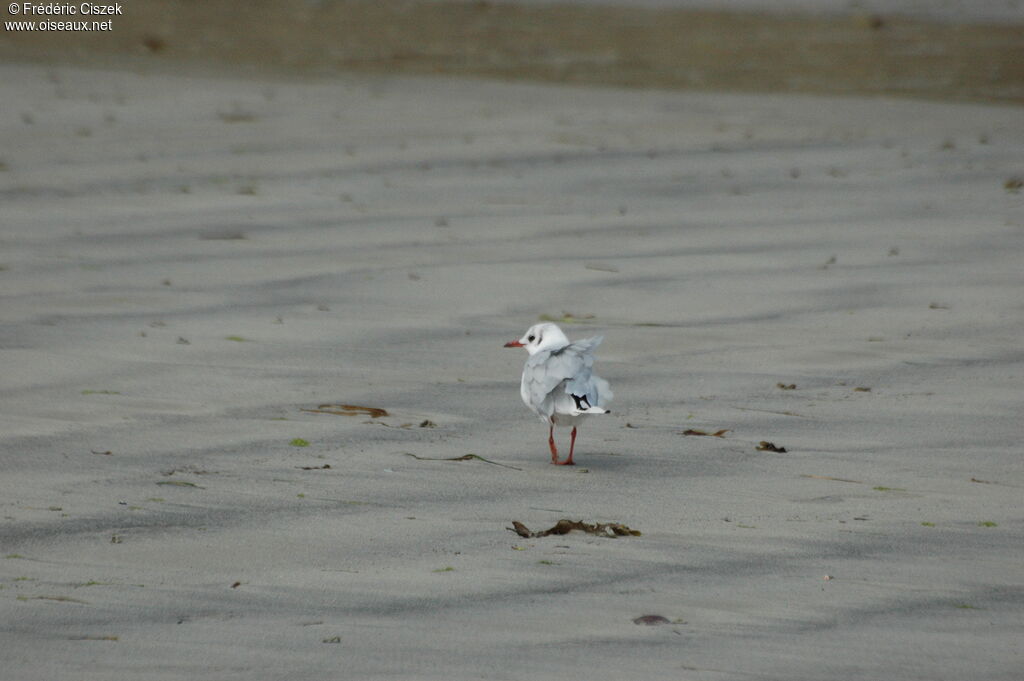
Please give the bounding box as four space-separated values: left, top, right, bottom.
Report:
2 0 1022 103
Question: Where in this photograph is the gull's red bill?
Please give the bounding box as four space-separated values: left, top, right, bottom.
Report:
504 340 524 347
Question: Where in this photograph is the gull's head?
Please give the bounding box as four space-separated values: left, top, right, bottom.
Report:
504 322 570 356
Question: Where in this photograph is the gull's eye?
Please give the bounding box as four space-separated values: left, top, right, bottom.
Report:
528 335 535 342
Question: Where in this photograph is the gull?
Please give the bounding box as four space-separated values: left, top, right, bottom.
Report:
504 322 613 465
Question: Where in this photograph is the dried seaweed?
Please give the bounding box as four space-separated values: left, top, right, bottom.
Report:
756 441 787 453
302 404 389 418
298 464 332 470
776 383 797 390
404 452 521 470
682 428 729 437
508 519 641 538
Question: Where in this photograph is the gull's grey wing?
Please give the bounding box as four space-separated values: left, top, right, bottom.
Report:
522 336 606 419
566 371 613 410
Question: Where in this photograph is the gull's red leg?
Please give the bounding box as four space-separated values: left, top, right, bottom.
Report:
548 424 558 463
554 426 577 466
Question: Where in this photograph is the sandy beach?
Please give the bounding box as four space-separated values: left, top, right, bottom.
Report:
1 59 1022 680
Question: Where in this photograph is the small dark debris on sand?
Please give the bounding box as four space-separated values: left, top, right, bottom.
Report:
508 519 641 538
757 441 787 452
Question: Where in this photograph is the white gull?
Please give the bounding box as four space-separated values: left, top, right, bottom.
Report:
504 322 613 465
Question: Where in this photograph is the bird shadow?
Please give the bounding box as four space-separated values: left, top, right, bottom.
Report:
547 451 637 471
